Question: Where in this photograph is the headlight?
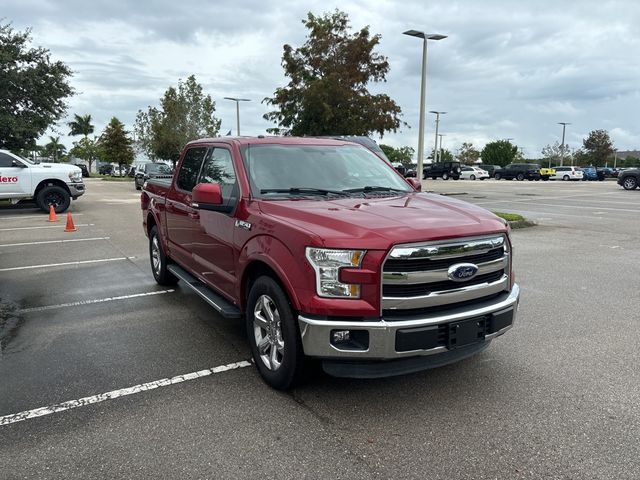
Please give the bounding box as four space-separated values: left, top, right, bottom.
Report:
305 248 365 298
68 171 82 182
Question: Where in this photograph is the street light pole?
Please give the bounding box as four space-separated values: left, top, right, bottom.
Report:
438 134 446 160
558 122 570 167
403 30 447 181
430 111 446 163
224 97 251 136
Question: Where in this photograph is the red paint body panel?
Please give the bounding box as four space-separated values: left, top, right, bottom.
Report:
142 137 509 319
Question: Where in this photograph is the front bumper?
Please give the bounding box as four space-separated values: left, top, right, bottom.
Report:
68 182 86 198
298 283 519 360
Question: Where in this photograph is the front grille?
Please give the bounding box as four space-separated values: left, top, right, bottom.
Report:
382 235 510 312
383 270 505 297
384 246 504 272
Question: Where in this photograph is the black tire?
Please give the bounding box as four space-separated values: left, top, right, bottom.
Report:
442 172 449 180
36 185 71 213
494 173 501 180
541 176 549 181
135 181 142 191
431 176 437 180
516 173 525 181
470 174 476 180
149 226 178 286
622 176 638 190
246 276 306 390
453 176 460 180
563 175 570 181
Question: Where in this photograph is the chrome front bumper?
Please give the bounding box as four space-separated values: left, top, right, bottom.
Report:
298 283 520 360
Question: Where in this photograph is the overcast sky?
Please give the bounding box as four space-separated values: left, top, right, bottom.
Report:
5 0 640 159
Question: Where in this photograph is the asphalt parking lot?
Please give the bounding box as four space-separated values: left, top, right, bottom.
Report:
1 178 639 479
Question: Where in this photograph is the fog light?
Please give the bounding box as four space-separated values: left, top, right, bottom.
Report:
332 330 350 343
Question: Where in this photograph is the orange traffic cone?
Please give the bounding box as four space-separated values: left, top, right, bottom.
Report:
64 212 77 232
47 205 58 222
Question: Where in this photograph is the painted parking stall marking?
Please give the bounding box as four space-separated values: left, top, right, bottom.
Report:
0 237 110 248
0 361 252 426
0 257 133 272
0 223 94 232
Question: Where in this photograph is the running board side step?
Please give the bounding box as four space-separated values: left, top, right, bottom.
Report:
167 264 242 319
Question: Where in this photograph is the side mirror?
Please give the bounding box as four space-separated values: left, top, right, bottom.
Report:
12 160 26 168
192 183 222 206
406 177 422 191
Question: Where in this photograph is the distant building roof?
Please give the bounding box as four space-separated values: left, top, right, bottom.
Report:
616 150 640 159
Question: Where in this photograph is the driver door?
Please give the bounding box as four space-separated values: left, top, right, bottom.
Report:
0 152 31 198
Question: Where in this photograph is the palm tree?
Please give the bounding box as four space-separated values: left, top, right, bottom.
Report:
45 136 66 162
68 114 95 138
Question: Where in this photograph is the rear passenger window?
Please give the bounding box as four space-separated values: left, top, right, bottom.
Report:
177 147 207 192
198 148 237 198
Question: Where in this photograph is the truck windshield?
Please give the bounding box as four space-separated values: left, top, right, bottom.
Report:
242 144 411 198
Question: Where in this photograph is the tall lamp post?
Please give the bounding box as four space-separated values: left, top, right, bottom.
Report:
403 30 447 180
224 97 251 136
438 133 446 161
430 111 446 163
558 122 570 167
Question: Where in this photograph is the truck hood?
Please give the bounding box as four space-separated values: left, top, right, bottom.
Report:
257 192 507 250
37 163 82 173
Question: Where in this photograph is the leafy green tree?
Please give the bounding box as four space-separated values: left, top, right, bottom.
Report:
100 117 134 170
541 141 571 167
263 10 404 137
42 136 66 162
70 136 102 171
135 75 221 164
68 114 94 138
582 129 614 167
0 23 73 150
622 156 640 167
572 148 593 167
481 140 518 167
379 144 415 165
457 142 480 165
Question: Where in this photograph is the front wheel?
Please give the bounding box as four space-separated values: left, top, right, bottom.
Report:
622 176 638 190
470 174 476 180
149 226 178 286
494 173 501 180
516 173 525 181
36 185 71 213
246 276 306 390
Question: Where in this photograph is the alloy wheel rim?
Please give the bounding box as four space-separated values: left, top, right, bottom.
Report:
45 192 64 206
624 178 636 189
253 294 284 371
151 236 161 275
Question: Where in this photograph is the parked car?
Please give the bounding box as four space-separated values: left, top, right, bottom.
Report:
477 164 502 177
494 163 540 181
538 167 555 181
141 137 519 389
98 164 113 175
76 164 90 178
423 161 462 180
111 166 127 177
551 166 584 181
581 167 604 181
134 162 173 190
460 166 489 180
391 162 407 176
617 168 640 190
404 168 417 178
597 167 614 178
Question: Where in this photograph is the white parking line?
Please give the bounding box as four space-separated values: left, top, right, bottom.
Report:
0 361 252 426
0 237 110 248
0 223 94 232
17 289 175 313
0 257 133 272
0 214 84 220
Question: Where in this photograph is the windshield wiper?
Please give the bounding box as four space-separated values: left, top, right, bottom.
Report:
343 186 408 194
260 187 351 197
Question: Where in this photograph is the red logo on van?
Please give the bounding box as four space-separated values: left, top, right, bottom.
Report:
0 176 19 183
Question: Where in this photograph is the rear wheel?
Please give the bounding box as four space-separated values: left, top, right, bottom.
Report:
149 226 178 286
516 173 525 181
622 176 638 190
246 276 306 390
470 174 476 180
442 172 449 180
563 175 570 181
494 173 501 180
36 185 71 213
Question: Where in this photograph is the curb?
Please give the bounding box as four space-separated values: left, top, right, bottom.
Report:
508 220 536 229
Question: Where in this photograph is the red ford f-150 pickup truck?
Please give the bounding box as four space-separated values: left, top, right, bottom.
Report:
142 136 520 389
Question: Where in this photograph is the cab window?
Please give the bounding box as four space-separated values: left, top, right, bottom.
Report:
198 148 237 198
176 147 208 192
0 152 16 167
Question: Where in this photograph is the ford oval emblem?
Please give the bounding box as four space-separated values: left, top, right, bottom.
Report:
447 263 479 282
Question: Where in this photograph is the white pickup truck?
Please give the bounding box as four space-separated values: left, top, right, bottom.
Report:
0 149 85 213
